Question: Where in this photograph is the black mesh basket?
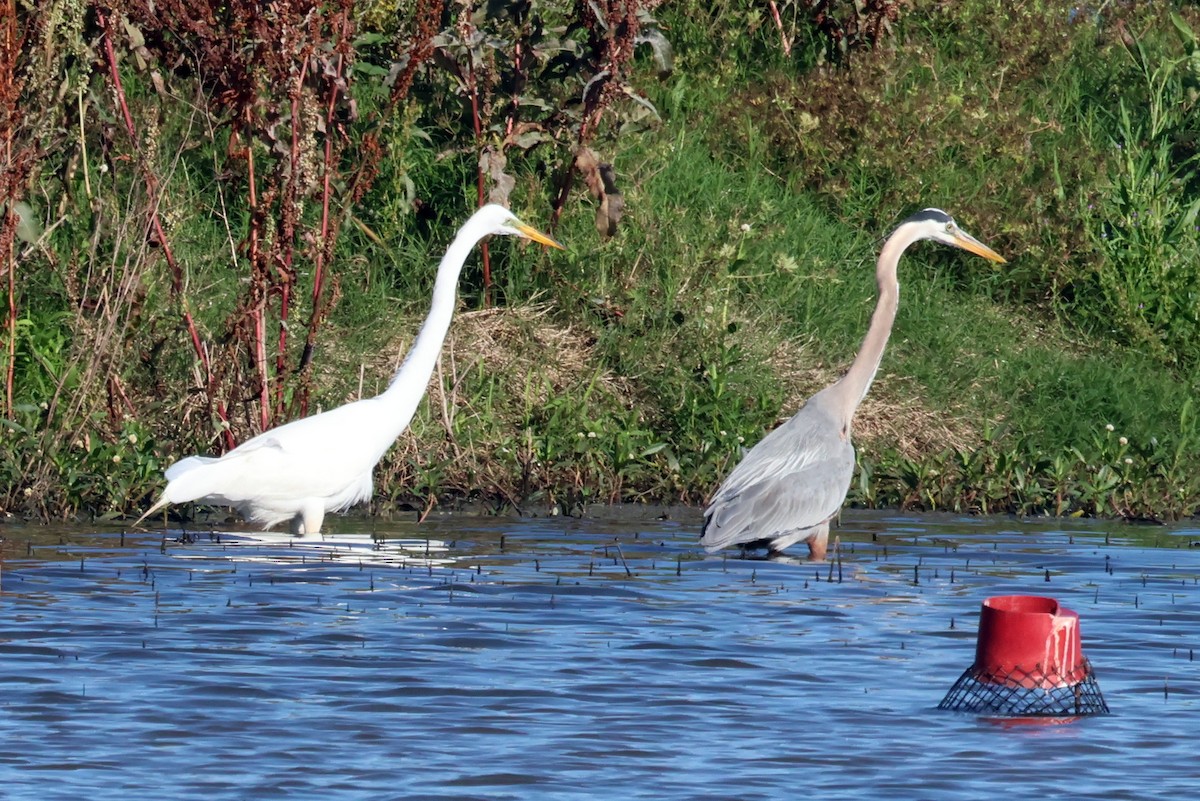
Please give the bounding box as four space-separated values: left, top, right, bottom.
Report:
938 657 1109 717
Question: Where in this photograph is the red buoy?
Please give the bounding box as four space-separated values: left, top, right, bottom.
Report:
974 595 1086 688
939 594 1108 716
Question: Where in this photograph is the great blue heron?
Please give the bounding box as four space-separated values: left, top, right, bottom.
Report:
699 208 1005 560
135 204 563 535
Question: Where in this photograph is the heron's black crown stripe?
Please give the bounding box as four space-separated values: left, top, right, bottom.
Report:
904 208 954 226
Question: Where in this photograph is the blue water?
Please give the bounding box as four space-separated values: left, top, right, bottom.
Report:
1 509 1196 799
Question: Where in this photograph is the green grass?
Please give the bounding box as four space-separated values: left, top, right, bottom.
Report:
5 0 1200 523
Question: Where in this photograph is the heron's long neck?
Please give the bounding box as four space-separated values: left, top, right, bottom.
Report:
830 227 919 426
378 230 480 435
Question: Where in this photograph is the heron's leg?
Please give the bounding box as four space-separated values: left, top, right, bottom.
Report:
804 520 831 561
766 524 825 559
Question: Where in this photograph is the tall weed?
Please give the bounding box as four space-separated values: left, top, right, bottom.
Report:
1085 16 1200 370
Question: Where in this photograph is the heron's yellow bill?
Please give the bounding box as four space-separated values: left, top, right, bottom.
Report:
517 223 566 250
953 231 1006 264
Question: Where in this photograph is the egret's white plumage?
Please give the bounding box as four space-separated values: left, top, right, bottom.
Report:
700 209 1005 560
136 203 562 535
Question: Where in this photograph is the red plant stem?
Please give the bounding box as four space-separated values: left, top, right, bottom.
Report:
242 123 270 432
464 48 491 305
274 282 289 421
311 129 334 309
509 41 523 130
767 0 791 56
298 39 346 418
107 375 137 420
466 58 484 200
247 174 268 431
246 128 258 209
311 32 343 318
550 156 574 228
95 9 235 449
4 208 13 418
255 301 268 430
550 96 604 227
273 57 310 424
1 0 13 418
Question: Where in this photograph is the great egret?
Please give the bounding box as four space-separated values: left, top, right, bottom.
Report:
135 203 563 535
699 208 1005 560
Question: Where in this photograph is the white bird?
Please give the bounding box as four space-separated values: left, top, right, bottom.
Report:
699 209 1006 560
135 203 563 535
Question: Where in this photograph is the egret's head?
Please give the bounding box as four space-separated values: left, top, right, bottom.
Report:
903 208 1006 264
475 203 564 249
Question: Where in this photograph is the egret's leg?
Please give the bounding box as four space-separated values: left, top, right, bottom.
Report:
291 502 325 537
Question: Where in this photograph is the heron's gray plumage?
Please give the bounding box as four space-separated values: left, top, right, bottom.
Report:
699 208 1006 559
700 389 854 553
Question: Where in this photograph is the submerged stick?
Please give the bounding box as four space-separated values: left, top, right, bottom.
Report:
612 541 633 577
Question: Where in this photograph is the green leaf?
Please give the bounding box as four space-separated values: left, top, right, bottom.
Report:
352 62 391 77
1171 12 1197 49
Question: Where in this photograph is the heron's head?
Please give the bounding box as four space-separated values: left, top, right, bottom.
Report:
474 203 564 249
904 208 1006 264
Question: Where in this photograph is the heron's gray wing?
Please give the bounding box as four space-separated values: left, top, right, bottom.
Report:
700 399 855 552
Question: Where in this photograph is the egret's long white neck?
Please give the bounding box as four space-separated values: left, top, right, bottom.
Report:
830 223 925 427
377 228 483 438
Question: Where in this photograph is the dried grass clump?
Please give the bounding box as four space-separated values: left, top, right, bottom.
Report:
439 304 633 407
765 337 975 460
366 303 635 507
854 374 977 458
363 303 633 411
765 335 835 424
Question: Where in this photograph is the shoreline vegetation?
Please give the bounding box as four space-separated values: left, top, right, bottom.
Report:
3 1 1200 527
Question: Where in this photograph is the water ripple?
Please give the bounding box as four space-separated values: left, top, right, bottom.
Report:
1 511 1197 799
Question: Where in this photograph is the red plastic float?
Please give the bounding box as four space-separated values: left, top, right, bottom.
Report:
974 595 1086 688
938 594 1109 717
